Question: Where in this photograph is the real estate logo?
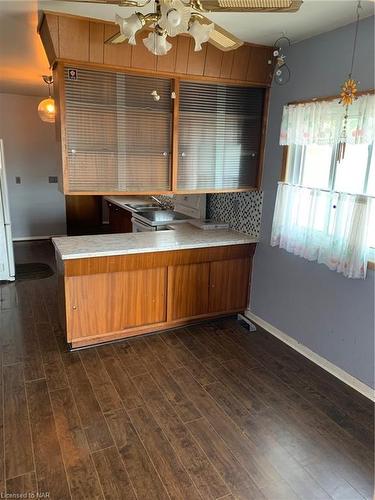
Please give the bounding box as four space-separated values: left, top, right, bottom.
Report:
67 68 78 81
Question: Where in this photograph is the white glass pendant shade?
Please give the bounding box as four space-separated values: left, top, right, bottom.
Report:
189 20 214 51
38 97 55 123
115 13 143 45
143 32 172 55
159 0 191 36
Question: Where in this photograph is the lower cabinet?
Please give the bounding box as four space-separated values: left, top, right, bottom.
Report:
107 202 133 233
209 258 251 313
167 263 210 321
167 258 251 321
65 267 167 341
59 244 255 347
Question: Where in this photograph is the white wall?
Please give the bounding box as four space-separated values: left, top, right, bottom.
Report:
0 93 66 239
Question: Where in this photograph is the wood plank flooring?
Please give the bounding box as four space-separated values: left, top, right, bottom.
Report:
0 240 373 499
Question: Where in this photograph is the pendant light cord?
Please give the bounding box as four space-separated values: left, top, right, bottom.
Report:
349 1 361 78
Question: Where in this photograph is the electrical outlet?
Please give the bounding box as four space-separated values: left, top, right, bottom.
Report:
15 177 21 184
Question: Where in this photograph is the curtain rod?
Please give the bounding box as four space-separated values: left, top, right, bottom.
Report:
287 88 374 106
278 181 375 200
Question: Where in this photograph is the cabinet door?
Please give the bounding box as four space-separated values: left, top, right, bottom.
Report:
209 258 250 313
63 66 172 193
66 195 102 236
65 268 167 341
177 81 264 191
108 202 132 233
167 263 209 321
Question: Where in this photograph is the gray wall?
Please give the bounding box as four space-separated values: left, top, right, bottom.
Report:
0 93 66 239
251 16 375 388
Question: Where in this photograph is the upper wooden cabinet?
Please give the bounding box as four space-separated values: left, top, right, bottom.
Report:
41 13 271 194
55 63 267 194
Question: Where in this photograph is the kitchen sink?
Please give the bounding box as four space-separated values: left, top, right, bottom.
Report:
124 203 163 211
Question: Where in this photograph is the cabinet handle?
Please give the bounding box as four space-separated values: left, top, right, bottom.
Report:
162 152 168 156
72 305 77 310
181 152 186 157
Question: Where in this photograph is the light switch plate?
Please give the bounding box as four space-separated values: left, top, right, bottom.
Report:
48 176 58 184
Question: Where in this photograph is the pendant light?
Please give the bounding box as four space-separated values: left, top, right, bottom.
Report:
38 75 55 123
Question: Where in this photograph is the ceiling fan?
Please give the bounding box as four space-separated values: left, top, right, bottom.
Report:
62 0 303 55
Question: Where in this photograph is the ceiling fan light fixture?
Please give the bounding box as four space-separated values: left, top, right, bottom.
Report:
159 0 191 36
115 13 144 45
143 31 172 55
168 9 182 27
189 20 214 51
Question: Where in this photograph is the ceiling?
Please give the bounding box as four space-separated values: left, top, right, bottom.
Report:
0 0 374 96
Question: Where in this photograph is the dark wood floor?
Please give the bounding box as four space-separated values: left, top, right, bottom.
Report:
0 240 373 499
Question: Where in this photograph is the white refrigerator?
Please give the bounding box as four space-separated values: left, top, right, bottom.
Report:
0 140 15 281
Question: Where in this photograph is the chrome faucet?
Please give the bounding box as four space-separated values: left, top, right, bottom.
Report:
151 196 169 209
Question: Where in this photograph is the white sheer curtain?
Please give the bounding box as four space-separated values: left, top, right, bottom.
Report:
280 94 375 146
271 182 372 279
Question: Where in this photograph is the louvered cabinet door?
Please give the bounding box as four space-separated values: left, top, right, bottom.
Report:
177 81 265 191
62 66 172 193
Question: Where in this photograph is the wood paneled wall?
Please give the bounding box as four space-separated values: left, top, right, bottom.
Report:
39 12 274 86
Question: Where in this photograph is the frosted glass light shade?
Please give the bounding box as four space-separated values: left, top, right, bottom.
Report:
159 0 191 36
38 97 55 123
116 13 143 45
143 32 172 56
189 20 214 51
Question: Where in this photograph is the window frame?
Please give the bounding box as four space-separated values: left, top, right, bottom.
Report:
282 143 374 194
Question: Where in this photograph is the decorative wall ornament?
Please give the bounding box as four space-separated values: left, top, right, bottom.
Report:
338 1 362 161
272 35 291 86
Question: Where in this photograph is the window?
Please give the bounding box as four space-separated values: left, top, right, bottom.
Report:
284 143 375 249
272 93 375 279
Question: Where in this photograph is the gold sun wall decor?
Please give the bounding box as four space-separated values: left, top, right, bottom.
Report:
340 78 358 106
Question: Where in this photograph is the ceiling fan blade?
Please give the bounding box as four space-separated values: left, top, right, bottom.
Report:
198 0 302 13
58 0 142 5
196 16 243 51
105 31 127 44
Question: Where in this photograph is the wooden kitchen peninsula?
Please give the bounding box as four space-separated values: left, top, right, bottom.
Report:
54 224 257 348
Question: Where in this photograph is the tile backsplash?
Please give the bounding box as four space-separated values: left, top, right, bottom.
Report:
207 192 263 237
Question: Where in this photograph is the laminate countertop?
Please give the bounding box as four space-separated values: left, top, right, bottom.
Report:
53 223 258 261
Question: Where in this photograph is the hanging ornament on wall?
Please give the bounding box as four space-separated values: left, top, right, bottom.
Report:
337 1 362 161
272 35 291 86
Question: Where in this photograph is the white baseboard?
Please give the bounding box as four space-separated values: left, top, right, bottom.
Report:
12 235 67 242
244 310 375 402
